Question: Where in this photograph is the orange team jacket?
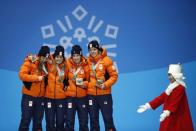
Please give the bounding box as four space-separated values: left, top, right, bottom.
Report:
87 48 118 96
65 57 89 98
19 55 47 97
44 55 67 99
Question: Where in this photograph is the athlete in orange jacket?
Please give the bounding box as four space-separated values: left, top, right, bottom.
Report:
65 53 89 98
18 45 50 131
44 45 67 131
87 40 118 131
87 46 118 96
65 45 89 131
45 56 67 99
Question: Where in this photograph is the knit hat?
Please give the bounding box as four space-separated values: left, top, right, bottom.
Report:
53 45 65 58
71 45 82 56
38 46 50 57
88 40 102 51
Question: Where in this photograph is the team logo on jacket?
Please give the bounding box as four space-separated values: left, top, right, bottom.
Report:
99 64 103 70
80 69 84 74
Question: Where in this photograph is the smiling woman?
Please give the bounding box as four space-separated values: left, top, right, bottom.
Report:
64 44 90 130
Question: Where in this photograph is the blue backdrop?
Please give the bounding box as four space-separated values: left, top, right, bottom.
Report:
0 0 195 130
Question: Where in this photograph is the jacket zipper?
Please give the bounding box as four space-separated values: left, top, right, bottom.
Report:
76 85 78 97
54 72 57 99
38 81 42 97
96 84 97 95
94 68 98 96
75 66 78 97
92 64 98 96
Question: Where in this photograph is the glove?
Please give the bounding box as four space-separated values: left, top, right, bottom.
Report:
160 110 170 122
137 103 151 113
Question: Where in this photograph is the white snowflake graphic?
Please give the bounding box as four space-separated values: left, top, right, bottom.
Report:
40 5 119 72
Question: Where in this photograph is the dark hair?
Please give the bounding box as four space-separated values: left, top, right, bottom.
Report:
53 45 65 58
88 40 102 51
38 46 50 57
71 45 82 56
